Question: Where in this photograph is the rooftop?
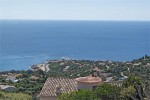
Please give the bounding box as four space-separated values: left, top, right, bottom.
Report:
75 76 102 84
40 77 77 97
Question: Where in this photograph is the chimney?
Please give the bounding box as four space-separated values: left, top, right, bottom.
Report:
55 84 62 96
92 71 97 77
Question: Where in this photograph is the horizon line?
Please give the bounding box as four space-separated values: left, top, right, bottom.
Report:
0 19 150 22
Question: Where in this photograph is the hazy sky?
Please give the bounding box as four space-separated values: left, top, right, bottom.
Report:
0 0 150 20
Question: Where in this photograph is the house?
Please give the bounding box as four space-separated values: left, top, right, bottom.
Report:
0 85 16 92
105 77 114 82
6 76 16 81
39 75 102 100
40 77 77 100
6 76 18 82
30 76 39 80
15 74 23 77
75 75 102 90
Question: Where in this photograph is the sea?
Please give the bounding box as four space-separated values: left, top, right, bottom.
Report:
0 20 150 71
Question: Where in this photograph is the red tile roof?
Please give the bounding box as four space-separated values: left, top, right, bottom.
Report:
40 77 77 97
75 76 102 84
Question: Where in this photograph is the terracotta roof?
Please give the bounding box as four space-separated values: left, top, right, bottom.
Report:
75 76 102 84
40 77 77 97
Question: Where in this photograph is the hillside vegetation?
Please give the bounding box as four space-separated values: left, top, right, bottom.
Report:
0 92 32 100
47 55 150 80
0 55 150 99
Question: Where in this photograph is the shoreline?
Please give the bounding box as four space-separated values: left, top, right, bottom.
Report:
0 55 149 72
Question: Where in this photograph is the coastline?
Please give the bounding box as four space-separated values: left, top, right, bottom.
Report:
1 55 149 72
1 56 150 98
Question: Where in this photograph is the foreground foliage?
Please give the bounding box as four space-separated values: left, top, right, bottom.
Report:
94 83 121 100
0 92 32 100
58 90 94 100
58 83 122 100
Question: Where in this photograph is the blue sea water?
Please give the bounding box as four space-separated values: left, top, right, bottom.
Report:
0 20 150 71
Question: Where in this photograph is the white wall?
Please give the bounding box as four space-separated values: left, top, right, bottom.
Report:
77 82 99 90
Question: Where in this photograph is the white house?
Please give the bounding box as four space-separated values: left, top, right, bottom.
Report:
0 85 16 92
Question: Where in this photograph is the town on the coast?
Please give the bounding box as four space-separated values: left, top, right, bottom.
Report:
0 55 150 100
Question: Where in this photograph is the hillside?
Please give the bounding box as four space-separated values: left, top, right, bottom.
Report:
46 55 150 80
0 56 150 99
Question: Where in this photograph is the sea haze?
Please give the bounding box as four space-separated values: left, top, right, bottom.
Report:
0 20 150 71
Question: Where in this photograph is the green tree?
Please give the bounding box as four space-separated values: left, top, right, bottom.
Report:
58 90 94 100
122 75 144 100
94 83 121 100
121 86 136 100
0 92 32 100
